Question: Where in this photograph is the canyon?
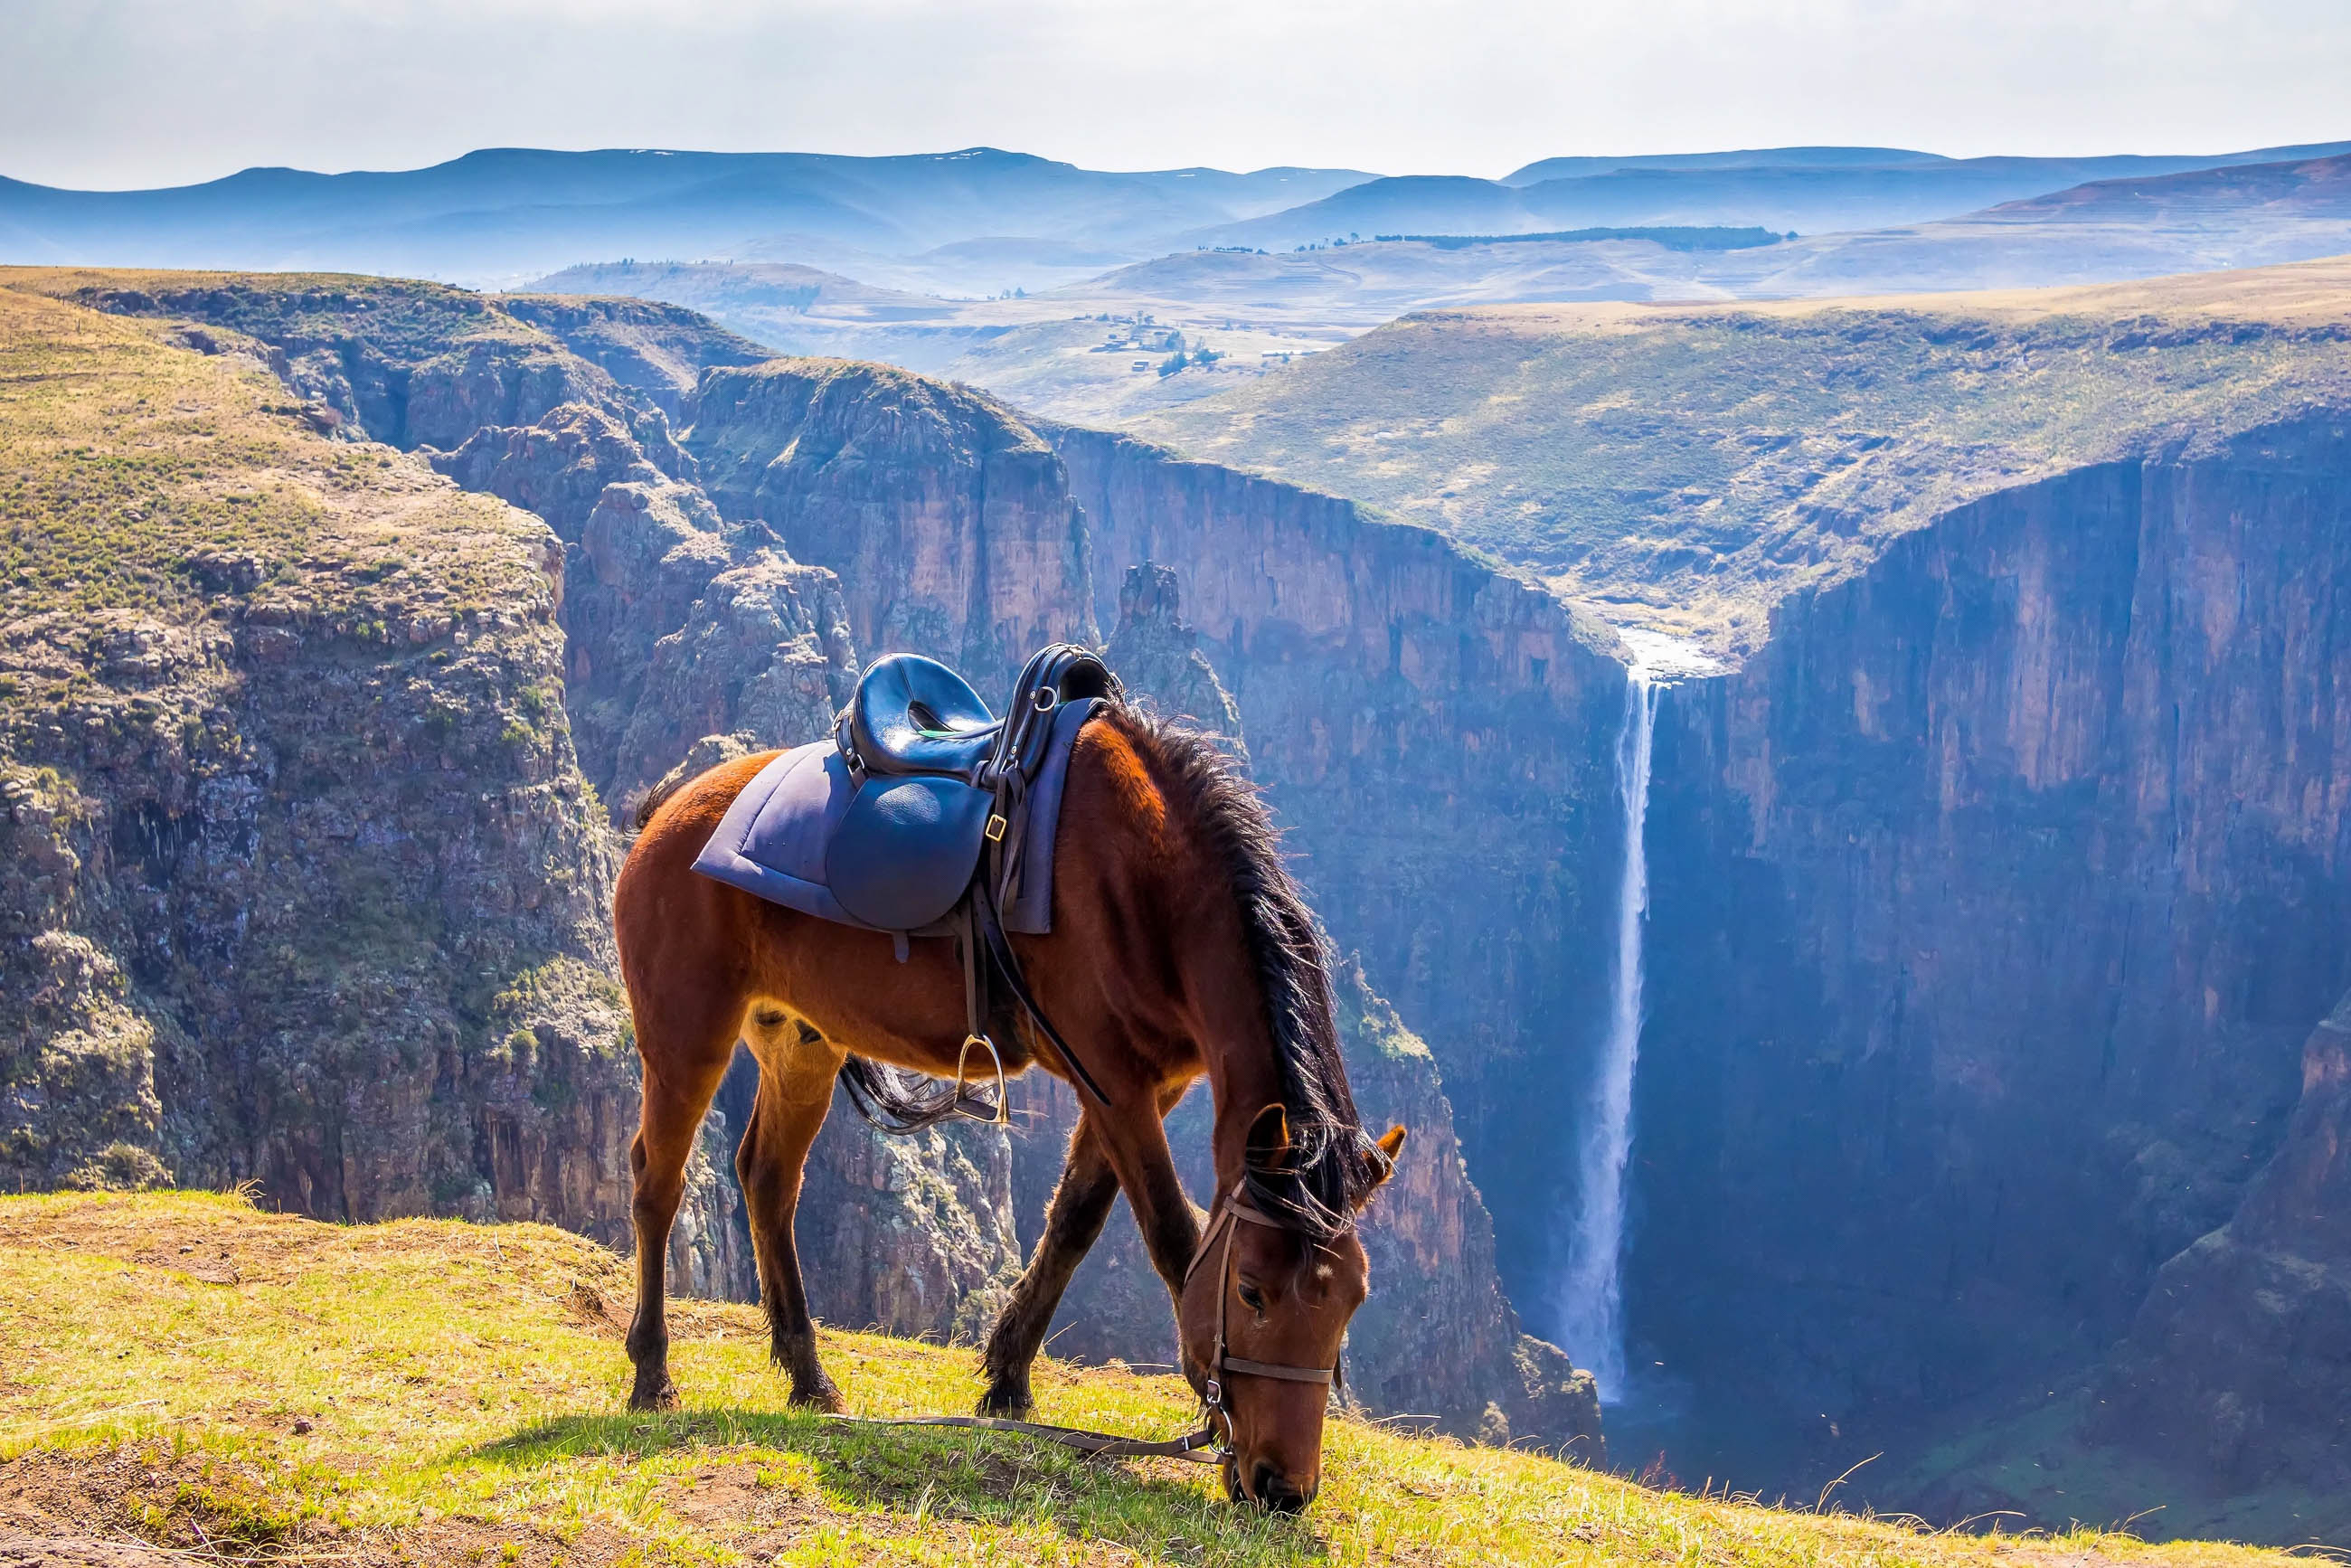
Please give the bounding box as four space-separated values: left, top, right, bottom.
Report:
0 267 1603 1456
5 254 2350 1540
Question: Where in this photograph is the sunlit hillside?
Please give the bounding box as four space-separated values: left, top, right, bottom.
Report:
0 1193 2311 1566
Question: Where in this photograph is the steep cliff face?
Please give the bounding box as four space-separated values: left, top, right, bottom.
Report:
0 282 744 1292
1047 425 1632 1327
1634 419 2351 1501
2098 990 2351 1494
426 401 854 800
688 360 1097 681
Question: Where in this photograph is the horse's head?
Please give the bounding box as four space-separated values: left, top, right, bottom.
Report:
1180 1105 1407 1512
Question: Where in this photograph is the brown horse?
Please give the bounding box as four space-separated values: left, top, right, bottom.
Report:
615 702 1405 1510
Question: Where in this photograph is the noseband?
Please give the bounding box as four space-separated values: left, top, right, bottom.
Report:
1184 1188 1348 1447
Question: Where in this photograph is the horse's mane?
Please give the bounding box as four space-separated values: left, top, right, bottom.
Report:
1113 704 1393 1237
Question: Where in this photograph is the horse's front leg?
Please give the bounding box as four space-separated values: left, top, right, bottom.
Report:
978 1112 1121 1415
1089 1090 1206 1299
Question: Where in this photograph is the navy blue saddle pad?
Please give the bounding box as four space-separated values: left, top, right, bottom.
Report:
689 696 1100 936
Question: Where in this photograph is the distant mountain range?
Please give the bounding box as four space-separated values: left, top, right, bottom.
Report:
5 140 2349 293
519 152 2351 431
1188 141 2351 252
0 147 1372 289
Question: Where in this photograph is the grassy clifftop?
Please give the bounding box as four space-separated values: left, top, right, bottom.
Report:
0 1194 2300 1567
1131 256 2351 656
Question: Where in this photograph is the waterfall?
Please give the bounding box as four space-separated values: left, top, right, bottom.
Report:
1555 651 1663 1404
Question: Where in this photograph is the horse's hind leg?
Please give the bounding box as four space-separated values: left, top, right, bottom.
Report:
977 1113 1120 1417
737 1011 849 1411
624 992 741 1412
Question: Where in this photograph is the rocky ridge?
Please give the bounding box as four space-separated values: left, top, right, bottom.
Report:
0 279 743 1295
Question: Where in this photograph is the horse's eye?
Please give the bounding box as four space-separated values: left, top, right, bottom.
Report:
1237 1280 1266 1313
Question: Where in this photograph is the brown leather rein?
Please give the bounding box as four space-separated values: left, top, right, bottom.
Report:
814 1186 1345 1469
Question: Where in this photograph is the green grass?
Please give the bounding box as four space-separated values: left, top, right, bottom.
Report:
0 1192 2307 1566
0 278 549 626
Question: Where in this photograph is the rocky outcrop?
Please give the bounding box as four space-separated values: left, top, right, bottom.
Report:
608 553 853 799
423 401 848 799
1633 420 2351 1497
1102 562 1247 761
0 284 749 1291
2096 991 2351 1491
688 361 1097 682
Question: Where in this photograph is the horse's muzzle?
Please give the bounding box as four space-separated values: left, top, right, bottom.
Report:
1250 1462 1311 1514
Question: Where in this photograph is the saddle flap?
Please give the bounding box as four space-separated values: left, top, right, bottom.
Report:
826 774 994 931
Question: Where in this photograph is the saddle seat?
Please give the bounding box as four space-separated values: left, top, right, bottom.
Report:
817 646 1119 933
841 653 1004 784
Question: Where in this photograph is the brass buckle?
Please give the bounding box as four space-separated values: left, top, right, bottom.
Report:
984 814 1006 842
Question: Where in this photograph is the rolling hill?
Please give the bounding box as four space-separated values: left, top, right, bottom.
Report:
1128 254 2351 653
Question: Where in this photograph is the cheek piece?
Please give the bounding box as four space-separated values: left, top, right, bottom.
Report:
1183 1188 1348 1464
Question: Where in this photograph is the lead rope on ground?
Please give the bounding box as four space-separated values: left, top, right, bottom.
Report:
815 1411 1226 1464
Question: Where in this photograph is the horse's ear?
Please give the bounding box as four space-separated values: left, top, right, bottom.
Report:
1245 1103 1291 1171
1357 1125 1406 1203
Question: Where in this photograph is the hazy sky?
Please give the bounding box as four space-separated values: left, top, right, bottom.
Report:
5 0 2347 189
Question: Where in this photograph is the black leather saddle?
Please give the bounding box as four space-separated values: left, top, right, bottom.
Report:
826 643 1124 1110
826 645 1119 935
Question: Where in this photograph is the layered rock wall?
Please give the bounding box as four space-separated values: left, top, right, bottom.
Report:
689 361 1096 683
1635 419 2351 1481
1047 426 1631 1311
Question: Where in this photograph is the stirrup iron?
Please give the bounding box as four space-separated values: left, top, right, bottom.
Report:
953 1032 1011 1125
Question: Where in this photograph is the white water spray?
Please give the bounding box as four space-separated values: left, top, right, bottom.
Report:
1555 630 1715 1404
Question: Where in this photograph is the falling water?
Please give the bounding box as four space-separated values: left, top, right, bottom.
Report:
1555 647 1665 1404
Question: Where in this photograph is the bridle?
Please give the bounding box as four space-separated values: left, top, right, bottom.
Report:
1183 1185 1349 1458
803 1184 1355 1477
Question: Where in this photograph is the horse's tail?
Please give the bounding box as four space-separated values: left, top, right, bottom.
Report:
836 1055 993 1134
628 772 690 836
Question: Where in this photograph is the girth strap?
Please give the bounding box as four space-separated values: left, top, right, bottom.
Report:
956 644 1119 1110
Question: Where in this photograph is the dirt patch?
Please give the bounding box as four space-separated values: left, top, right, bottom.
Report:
0 1449 632 1566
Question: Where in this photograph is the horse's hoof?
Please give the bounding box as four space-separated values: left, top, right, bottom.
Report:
976 1382 1034 1419
790 1375 846 1413
628 1378 680 1412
